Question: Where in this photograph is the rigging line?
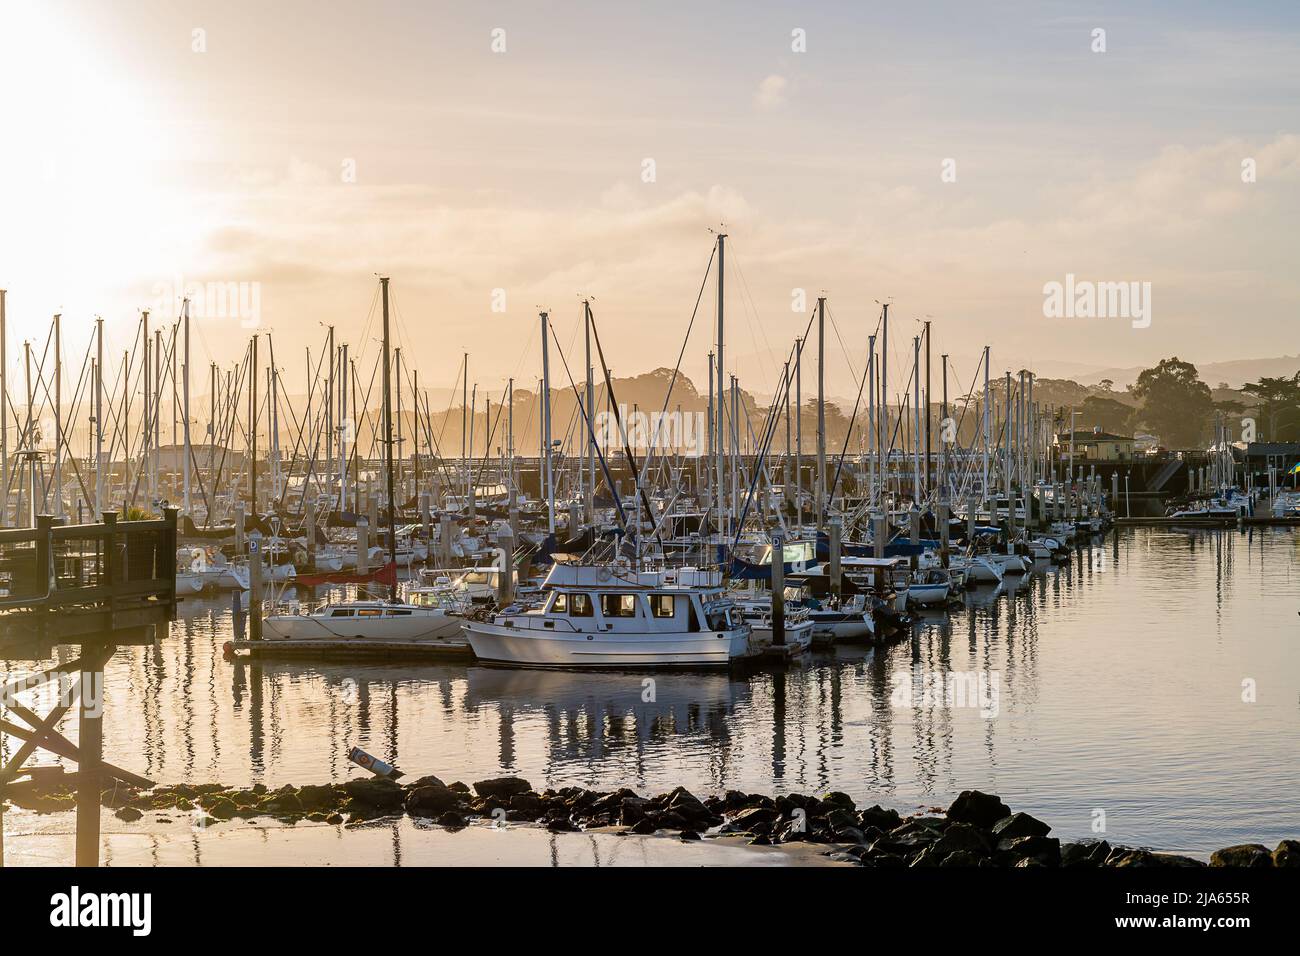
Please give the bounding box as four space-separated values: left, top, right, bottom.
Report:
546 317 629 538
581 309 658 535
639 242 716 498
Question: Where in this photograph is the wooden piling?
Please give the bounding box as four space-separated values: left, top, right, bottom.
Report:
770 533 785 646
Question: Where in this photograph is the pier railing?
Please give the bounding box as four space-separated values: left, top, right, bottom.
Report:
0 508 178 646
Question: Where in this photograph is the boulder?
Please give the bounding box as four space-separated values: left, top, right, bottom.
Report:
1209 844 1272 868
996 835 1060 866
990 812 1051 840
858 805 902 832
939 850 984 867
472 777 533 799
946 790 1011 829
932 822 991 857
296 785 338 812
404 784 462 817
727 806 777 832
342 778 405 810
435 811 467 830
114 806 143 822
1061 840 1110 867
1273 839 1300 867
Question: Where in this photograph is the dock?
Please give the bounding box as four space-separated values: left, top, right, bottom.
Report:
1114 515 1300 527
1 509 178 867
228 637 474 662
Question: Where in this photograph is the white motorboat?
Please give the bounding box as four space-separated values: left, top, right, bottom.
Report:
731 597 815 652
175 570 204 595
462 563 750 668
906 569 952 606
262 599 466 642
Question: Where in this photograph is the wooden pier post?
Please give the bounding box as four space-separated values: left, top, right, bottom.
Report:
75 646 108 867
356 518 370 574
249 539 263 641
235 501 245 555
770 533 785 646
874 513 887 559
305 497 316 565
828 518 842 601
937 501 950 565
498 528 514 604
967 495 977 540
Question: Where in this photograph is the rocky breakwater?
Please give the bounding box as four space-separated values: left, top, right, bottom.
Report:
4 774 1298 868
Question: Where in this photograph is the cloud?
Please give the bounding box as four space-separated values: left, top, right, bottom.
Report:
754 74 788 110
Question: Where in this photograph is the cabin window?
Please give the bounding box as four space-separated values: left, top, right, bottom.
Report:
551 593 569 614
570 593 594 617
650 594 676 618
601 593 639 618
387 609 411 616
330 609 354 617
358 608 381 617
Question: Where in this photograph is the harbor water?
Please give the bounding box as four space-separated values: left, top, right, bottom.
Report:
3 526 1298 863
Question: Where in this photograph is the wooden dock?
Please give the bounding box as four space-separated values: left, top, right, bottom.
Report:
1 510 178 867
228 637 474 662
1114 516 1300 527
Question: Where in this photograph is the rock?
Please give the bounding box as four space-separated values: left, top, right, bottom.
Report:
1061 840 1110 868
825 808 859 834
405 784 462 817
436 811 466 830
858 805 902 832
748 834 771 846
932 822 991 857
297 785 338 812
1014 857 1047 867
629 817 657 835
996 835 1060 866
1209 844 1272 868
727 806 778 832
835 826 866 845
1150 853 1206 867
208 798 239 820
342 778 405 811
546 817 577 833
472 777 533 799
508 792 542 813
679 830 702 841
407 775 447 790
820 791 856 811
1106 849 1159 868
1273 839 1300 867
940 850 984 867
325 813 344 825
946 790 1011 829
114 806 143 822
990 812 1051 840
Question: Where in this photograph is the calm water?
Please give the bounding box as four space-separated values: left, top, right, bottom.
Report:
4 526 1299 861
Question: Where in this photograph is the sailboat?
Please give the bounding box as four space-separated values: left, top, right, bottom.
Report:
262 277 468 649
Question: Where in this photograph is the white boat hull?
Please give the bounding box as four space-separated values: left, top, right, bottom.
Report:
264 610 465 642
463 619 748 668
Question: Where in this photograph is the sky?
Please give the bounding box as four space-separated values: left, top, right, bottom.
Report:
0 0 1297 403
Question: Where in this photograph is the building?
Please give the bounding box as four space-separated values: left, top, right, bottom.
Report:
1055 428 1137 462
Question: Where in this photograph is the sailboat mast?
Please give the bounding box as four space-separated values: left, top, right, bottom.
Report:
182 299 191 515
584 299 594 525
816 296 826 525
380 276 397 599
540 311 555 534
714 232 726 540
95 316 104 518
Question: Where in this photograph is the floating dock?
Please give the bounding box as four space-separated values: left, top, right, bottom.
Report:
227 637 474 661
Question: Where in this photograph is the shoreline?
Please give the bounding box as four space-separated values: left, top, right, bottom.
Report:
4 772 1296 868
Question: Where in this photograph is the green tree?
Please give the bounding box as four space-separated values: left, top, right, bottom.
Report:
1079 395 1133 435
1241 372 1300 441
1131 357 1213 448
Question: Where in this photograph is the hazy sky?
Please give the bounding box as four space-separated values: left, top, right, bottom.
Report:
1 0 1297 401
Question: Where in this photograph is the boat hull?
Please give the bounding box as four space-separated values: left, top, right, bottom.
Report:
264 611 465 642
463 620 747 668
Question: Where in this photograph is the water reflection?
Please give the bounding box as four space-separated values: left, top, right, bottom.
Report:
2 527 1298 857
